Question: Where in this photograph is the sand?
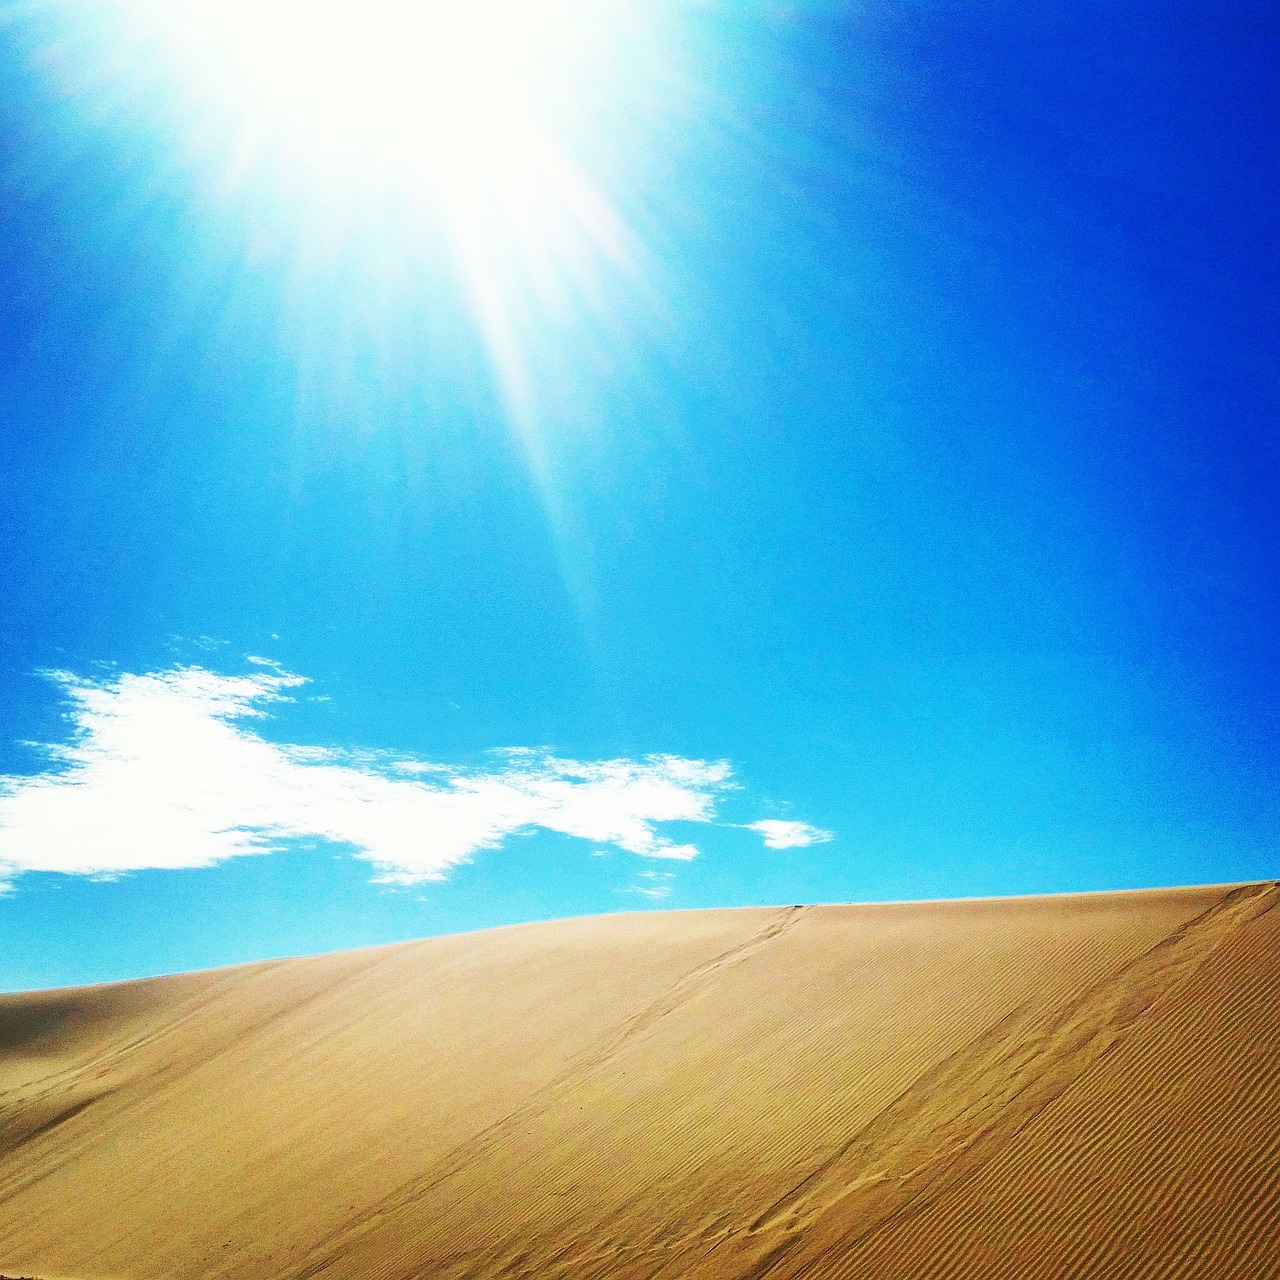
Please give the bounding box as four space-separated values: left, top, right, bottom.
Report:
2 880 1278 1278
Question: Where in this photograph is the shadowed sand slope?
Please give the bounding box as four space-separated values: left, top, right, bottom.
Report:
2 882 1279 1279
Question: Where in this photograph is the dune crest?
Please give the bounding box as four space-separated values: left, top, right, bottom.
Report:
3 882 1279 1278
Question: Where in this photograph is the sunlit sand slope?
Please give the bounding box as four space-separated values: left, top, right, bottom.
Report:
2 881 1278 1279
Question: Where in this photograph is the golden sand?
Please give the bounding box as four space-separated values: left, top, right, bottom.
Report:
2 880 1278 1278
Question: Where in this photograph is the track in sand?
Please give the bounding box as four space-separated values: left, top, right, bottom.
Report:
2 881 1279 1278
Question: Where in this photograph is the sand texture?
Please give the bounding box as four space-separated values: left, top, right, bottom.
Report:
2 880 1279 1278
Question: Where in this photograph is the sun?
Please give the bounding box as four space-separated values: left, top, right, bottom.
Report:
66 0 647 429
20 0 679 498
117 0 596 202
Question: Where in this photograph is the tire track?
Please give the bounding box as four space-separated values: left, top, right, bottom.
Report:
746 882 1277 1254
284 907 810 1280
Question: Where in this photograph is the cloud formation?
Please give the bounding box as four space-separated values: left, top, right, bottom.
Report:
626 869 676 900
745 819 834 850
0 666 734 890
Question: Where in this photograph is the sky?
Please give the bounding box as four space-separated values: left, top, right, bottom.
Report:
0 0 1276 991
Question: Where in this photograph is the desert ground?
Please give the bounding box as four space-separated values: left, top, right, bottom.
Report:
2 880 1278 1279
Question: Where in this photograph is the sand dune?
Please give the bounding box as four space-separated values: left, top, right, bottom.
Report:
2 880 1278 1278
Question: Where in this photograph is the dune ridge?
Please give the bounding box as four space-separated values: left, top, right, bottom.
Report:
2 881 1278 1278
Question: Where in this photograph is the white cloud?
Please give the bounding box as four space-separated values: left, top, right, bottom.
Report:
624 869 676 900
0 665 735 891
745 819 834 850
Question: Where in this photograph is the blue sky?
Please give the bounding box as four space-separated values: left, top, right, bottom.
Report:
1 0 1276 991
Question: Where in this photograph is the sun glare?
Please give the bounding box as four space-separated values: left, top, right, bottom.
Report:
70 0 647 426
139 0 583 191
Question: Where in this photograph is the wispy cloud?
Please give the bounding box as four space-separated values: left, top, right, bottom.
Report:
745 819 833 850
0 665 734 891
624 869 677 900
